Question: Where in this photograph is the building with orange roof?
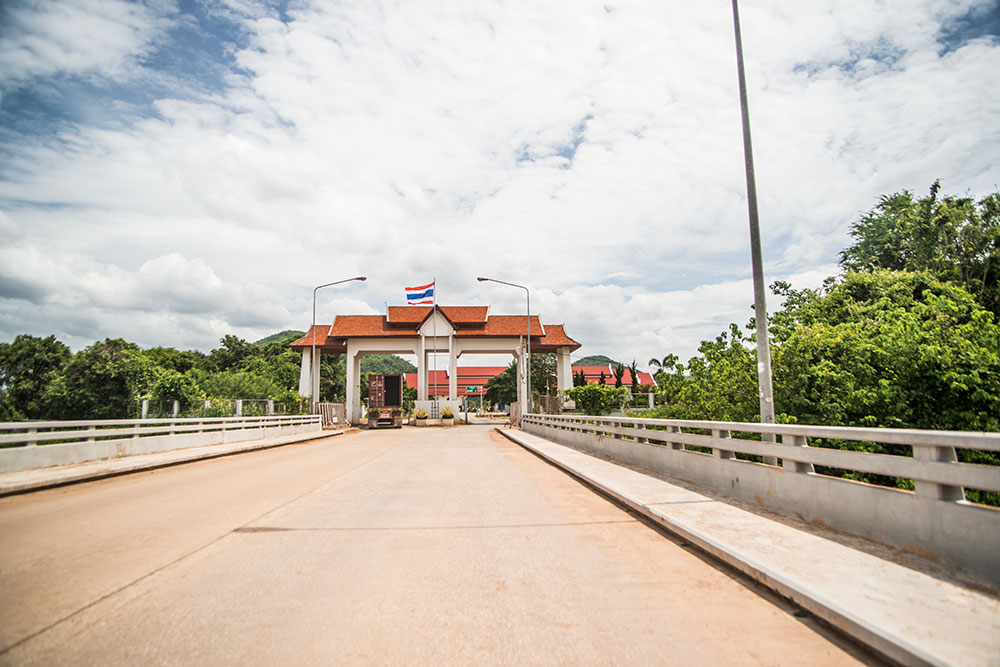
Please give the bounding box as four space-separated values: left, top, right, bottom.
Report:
290 305 580 424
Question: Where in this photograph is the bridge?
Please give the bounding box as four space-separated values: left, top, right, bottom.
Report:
1 417 998 665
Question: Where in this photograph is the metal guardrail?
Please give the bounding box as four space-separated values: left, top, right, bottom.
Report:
0 415 321 448
522 413 1000 502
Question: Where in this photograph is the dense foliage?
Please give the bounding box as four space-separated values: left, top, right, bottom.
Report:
483 353 558 406
840 181 999 315
563 383 630 415
0 330 418 420
634 183 1000 504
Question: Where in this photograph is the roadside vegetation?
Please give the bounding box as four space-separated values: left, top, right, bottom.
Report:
0 330 414 420
631 182 1000 504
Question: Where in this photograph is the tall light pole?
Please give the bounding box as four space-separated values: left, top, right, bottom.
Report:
477 277 531 416
311 276 366 410
731 0 776 437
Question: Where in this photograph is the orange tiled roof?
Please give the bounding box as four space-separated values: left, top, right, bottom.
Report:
329 315 393 337
459 315 545 337
289 326 331 348
387 305 489 324
289 307 578 351
537 324 579 349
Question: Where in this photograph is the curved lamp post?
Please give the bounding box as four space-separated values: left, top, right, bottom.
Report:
477 277 530 415
311 276 366 408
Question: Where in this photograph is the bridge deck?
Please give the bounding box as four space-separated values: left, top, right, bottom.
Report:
504 429 1000 667
0 426 873 665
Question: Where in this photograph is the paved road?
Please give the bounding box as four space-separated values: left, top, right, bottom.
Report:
0 426 875 665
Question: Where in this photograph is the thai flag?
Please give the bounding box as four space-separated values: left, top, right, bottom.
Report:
405 281 435 305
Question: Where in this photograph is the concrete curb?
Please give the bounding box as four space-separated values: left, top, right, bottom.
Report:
499 427 1000 667
0 429 347 497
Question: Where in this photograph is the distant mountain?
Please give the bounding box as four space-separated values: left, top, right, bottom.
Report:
254 330 304 346
359 354 417 374
573 354 618 367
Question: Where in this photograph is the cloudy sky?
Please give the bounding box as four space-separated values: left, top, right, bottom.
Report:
1 0 998 369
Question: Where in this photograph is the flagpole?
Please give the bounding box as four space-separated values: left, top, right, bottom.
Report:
432 277 437 411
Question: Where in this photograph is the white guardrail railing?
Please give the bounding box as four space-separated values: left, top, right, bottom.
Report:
0 415 322 448
522 413 1000 584
0 415 323 474
523 413 1000 500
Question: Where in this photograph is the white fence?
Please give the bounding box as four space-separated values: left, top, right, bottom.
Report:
0 415 323 473
522 413 1000 584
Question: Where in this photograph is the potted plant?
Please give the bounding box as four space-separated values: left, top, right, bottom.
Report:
414 408 428 426
441 407 454 426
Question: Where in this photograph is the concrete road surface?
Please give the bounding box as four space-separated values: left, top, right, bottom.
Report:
0 426 877 665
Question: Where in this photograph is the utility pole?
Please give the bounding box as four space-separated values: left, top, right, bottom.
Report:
731 0 777 444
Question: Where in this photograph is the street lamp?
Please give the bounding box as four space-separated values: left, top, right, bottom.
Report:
477 277 531 416
731 0 777 459
311 276 366 409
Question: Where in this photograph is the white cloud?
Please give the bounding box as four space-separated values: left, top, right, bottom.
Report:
0 0 997 362
0 0 167 86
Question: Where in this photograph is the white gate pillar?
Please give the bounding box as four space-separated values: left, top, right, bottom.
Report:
556 347 572 392
417 335 428 400
310 347 321 402
448 335 458 400
346 343 363 425
298 350 311 397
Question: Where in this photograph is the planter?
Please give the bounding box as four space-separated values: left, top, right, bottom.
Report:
415 419 428 427
441 418 454 427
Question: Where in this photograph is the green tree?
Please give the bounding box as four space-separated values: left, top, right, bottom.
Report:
530 353 556 393
485 362 518 405
772 270 1000 432
628 360 640 389
563 383 629 415
648 354 678 376
142 346 205 373
42 339 153 419
841 181 1000 315
149 369 203 416
205 335 259 372
0 334 71 418
612 364 625 388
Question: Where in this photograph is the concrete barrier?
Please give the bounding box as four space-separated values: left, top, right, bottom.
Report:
0 416 322 473
523 414 1000 586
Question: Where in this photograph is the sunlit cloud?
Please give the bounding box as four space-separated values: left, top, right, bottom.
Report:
1 0 997 368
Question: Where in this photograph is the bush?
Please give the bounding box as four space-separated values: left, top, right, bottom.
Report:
562 383 630 415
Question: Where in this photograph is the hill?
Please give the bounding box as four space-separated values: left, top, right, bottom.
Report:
573 354 618 367
254 330 304 346
358 354 417 374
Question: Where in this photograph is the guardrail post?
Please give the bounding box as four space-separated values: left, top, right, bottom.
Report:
613 420 623 439
668 425 683 450
913 445 965 501
86 425 96 444
27 426 38 447
636 422 648 444
713 429 734 459
781 434 814 472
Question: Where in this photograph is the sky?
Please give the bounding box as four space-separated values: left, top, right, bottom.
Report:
1 0 998 370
